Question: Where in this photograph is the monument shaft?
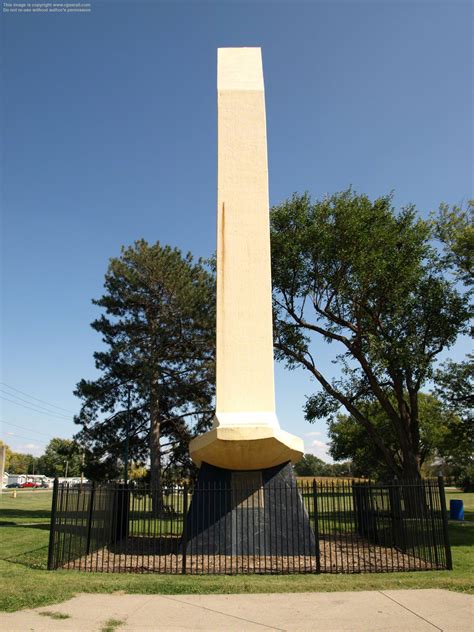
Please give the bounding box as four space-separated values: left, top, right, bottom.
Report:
216 48 275 417
189 48 303 470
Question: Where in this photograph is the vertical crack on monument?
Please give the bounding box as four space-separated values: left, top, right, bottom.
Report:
219 201 225 294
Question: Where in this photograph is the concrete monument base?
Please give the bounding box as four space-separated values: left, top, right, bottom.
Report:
189 425 303 470
183 461 316 556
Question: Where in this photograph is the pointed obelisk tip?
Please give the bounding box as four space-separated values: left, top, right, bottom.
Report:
217 47 264 91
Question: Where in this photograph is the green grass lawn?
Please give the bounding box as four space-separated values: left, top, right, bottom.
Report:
0 488 472 612
0 490 53 524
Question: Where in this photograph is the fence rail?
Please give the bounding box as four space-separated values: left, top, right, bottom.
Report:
48 477 452 574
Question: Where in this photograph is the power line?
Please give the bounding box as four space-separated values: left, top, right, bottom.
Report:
0 395 73 421
0 420 58 440
1 431 46 443
0 389 73 420
0 382 76 414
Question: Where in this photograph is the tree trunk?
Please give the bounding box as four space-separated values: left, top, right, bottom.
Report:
398 408 422 482
150 416 163 516
392 382 422 482
400 452 422 481
399 443 425 518
149 378 163 516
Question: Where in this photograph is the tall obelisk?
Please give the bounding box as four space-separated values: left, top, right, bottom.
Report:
190 48 303 471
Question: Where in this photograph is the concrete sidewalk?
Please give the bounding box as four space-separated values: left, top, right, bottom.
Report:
0 589 472 631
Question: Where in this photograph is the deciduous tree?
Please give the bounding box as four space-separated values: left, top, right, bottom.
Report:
327 393 456 480
271 189 470 479
431 200 473 285
37 438 82 477
293 453 352 477
433 356 474 490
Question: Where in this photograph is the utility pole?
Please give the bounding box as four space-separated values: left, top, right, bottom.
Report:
65 460 69 479
124 385 132 484
80 449 85 489
0 444 6 491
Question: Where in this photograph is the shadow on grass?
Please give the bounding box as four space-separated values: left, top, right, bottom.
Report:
0 523 50 570
448 512 473 548
0 508 51 522
1 545 49 570
0 522 50 530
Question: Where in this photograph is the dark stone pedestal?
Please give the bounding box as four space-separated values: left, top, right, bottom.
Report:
183 461 316 556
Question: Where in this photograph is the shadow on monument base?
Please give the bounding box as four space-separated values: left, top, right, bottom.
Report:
182 461 317 556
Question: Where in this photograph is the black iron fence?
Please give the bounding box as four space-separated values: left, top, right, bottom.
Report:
48 477 452 574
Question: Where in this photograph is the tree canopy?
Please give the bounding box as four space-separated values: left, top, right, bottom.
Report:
36 438 82 477
327 393 458 480
431 200 473 285
293 453 352 477
432 356 474 490
1 441 37 475
73 240 215 491
271 189 471 479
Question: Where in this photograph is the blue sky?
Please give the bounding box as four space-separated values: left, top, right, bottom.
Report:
1 0 472 461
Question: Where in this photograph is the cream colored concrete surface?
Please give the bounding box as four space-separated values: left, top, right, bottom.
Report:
189 426 304 470
1 590 472 631
215 47 274 417
190 47 303 470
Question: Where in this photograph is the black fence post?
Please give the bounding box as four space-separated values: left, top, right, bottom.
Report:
427 481 440 567
181 483 188 574
47 478 59 570
85 481 96 556
437 476 453 570
389 478 406 552
352 483 371 538
312 480 321 574
112 483 130 543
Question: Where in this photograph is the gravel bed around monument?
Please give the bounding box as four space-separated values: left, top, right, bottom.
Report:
63 534 434 574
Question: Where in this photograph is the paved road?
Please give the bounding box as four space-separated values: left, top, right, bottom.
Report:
0 589 472 631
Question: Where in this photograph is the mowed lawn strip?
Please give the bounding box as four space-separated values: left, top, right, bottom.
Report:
0 490 52 524
0 488 472 612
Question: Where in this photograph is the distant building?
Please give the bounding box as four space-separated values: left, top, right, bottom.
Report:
6 474 53 487
57 477 88 486
7 474 27 486
3 474 87 488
